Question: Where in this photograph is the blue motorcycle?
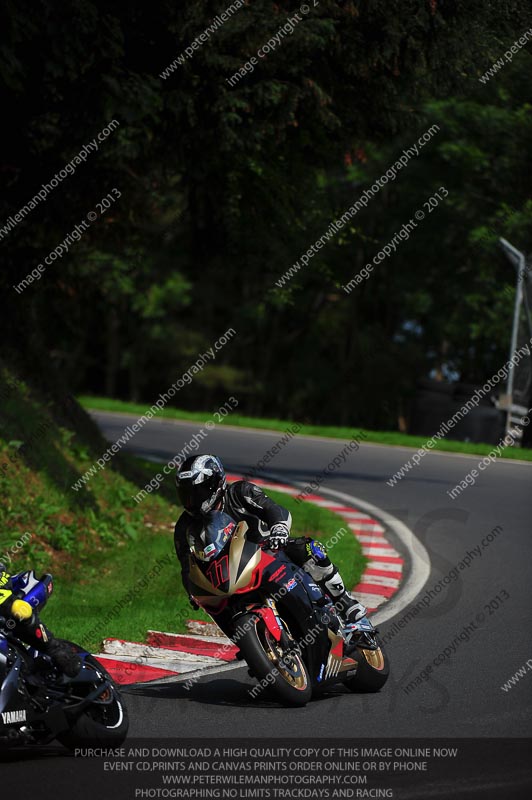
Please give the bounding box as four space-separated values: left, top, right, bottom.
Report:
0 570 128 748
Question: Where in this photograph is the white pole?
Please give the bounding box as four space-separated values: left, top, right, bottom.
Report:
500 238 526 437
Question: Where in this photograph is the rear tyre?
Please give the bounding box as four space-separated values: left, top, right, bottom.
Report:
56 646 129 748
343 638 389 693
236 613 311 706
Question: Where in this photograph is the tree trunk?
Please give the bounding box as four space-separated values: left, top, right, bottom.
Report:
105 306 120 397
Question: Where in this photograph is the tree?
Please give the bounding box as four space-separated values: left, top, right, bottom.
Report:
2 0 531 428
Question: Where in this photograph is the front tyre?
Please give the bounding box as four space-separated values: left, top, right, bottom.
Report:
236 613 312 706
56 648 129 748
343 638 389 693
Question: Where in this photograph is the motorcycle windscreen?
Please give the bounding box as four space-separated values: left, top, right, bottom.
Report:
189 521 267 603
191 513 238 562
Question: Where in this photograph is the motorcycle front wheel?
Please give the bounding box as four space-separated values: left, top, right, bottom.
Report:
236 613 312 706
343 637 389 693
56 646 129 748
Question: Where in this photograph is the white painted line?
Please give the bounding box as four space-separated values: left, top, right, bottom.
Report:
353 592 388 608
357 534 387 544
257 484 298 495
148 629 233 646
96 653 197 674
356 574 401 589
366 560 404 573
361 546 400 558
306 484 430 626
102 639 222 665
348 522 385 532
185 620 230 639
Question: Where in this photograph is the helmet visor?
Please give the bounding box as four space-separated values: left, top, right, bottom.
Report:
178 477 219 514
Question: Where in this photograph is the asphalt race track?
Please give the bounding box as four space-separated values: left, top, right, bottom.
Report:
88 411 532 739
3 411 531 797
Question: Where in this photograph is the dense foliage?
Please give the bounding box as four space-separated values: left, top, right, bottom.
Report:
2 0 531 428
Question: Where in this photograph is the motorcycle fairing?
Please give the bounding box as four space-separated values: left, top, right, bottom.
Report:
259 551 335 683
188 523 277 605
11 570 53 610
189 522 359 689
251 605 283 642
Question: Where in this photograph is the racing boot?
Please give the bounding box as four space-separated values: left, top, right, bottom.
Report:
301 540 368 626
334 591 368 625
320 568 367 625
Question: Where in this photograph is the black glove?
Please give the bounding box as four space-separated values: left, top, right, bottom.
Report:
268 523 290 549
45 639 82 678
189 595 199 610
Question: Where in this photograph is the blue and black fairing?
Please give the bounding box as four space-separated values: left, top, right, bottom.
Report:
11 570 53 610
0 652 24 715
0 628 32 743
0 636 13 704
0 572 50 731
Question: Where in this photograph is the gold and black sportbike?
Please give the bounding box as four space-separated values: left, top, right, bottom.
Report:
187 511 389 706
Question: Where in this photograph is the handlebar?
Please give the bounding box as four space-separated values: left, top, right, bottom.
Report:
11 599 32 621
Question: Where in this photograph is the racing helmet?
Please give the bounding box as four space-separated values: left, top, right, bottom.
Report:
175 454 227 515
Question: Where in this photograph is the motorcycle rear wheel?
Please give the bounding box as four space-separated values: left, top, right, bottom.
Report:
236 613 312 706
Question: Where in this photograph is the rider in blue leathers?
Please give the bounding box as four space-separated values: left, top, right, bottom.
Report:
0 565 80 676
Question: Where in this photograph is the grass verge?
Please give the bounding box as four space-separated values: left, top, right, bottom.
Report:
79 395 532 462
0 371 365 652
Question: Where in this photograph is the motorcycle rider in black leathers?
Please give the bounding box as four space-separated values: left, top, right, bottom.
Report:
174 455 368 630
0 565 81 677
